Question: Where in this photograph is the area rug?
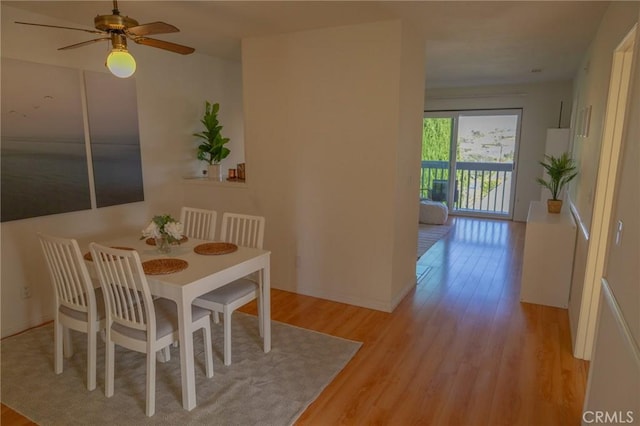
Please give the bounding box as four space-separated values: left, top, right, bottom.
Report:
1 313 361 425
417 223 452 259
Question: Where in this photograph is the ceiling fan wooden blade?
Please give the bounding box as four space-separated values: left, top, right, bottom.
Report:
15 21 104 35
127 21 179 37
58 38 110 51
134 37 195 55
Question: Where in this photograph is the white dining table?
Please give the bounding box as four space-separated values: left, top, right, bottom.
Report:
92 235 271 411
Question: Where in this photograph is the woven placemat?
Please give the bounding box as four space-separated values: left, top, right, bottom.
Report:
145 236 188 246
83 247 134 262
194 242 238 255
142 258 188 275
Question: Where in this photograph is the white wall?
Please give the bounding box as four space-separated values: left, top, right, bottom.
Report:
424 81 573 222
183 20 425 311
581 4 640 418
0 5 245 337
569 2 639 234
391 23 426 304
567 2 640 354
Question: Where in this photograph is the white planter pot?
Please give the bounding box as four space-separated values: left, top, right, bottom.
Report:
207 164 222 181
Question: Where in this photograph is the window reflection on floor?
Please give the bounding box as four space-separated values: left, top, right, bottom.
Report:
416 216 522 288
451 216 513 246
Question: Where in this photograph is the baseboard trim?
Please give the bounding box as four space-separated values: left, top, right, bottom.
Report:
295 287 394 313
295 276 417 313
389 278 417 312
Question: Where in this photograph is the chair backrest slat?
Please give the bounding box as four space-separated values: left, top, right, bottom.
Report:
221 213 265 249
90 244 155 335
180 207 217 240
39 233 94 314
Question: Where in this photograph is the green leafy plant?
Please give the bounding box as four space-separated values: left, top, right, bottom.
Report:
194 101 230 165
536 153 578 200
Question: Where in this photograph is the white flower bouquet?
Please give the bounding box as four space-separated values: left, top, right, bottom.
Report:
141 214 184 244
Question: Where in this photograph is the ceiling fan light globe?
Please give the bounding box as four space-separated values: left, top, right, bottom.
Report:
106 50 136 78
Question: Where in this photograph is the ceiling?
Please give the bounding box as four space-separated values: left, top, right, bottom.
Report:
5 1 610 88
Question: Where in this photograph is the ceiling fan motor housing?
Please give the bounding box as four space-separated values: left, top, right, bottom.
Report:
110 33 128 50
94 14 138 32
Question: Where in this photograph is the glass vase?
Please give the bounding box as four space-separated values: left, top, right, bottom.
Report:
155 235 171 254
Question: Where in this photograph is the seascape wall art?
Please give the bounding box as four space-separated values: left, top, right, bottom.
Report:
1 58 91 222
1 59 144 222
84 71 144 208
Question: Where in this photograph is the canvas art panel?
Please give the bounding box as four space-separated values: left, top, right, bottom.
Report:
1 58 91 222
84 71 144 208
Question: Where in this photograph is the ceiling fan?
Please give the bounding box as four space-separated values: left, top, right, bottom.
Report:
15 0 195 78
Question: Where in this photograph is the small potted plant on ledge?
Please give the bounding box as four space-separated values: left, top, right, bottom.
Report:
194 101 230 181
536 152 578 213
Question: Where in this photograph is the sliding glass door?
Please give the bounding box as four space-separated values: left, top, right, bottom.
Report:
420 109 521 219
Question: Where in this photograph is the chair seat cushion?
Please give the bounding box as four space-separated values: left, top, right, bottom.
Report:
419 200 449 225
112 298 211 341
59 285 106 322
196 279 258 305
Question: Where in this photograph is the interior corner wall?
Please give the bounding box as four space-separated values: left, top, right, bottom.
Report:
424 81 573 222
0 5 244 337
233 19 417 311
391 24 426 307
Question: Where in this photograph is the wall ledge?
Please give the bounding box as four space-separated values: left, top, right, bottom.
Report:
182 177 248 189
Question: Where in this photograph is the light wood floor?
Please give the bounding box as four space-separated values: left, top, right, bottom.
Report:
2 216 589 425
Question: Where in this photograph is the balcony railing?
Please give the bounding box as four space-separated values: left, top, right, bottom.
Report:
419 160 513 215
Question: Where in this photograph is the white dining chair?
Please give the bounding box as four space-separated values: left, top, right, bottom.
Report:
90 243 214 417
193 212 265 366
38 233 106 391
180 207 217 240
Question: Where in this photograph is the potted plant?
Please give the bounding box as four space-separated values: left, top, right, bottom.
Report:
194 101 230 180
536 152 578 213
